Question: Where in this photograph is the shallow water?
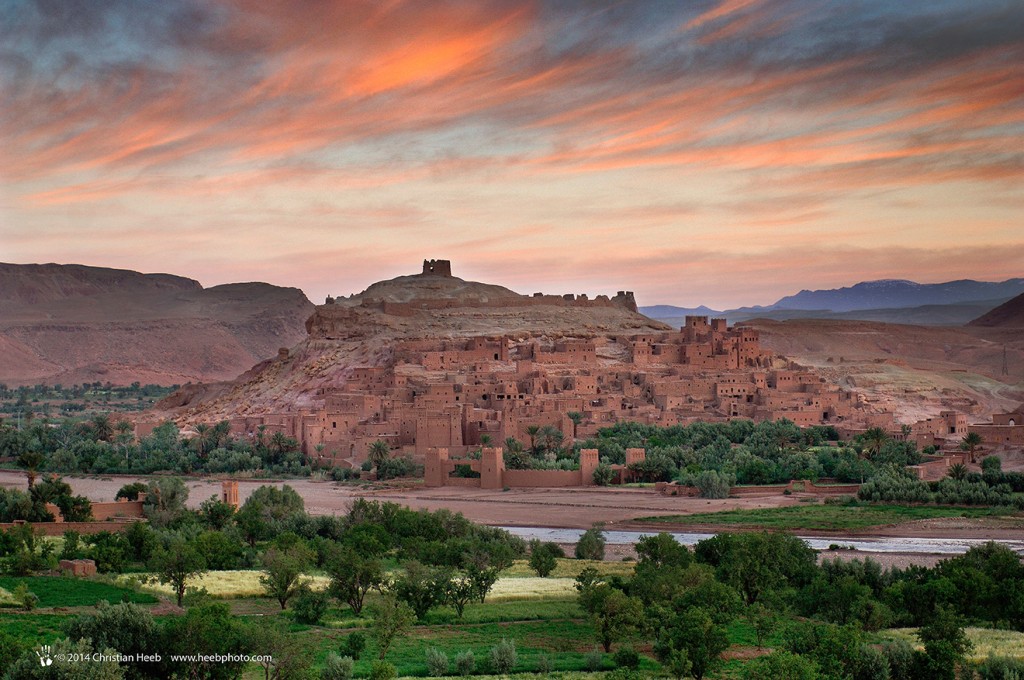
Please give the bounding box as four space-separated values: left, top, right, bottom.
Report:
501 526 1024 555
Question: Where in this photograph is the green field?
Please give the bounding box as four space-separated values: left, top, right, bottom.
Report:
638 503 1017 531
0 576 157 608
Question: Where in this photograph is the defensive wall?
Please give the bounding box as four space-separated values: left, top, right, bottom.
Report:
424 447 645 489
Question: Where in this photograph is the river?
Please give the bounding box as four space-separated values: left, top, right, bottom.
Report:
501 526 1024 556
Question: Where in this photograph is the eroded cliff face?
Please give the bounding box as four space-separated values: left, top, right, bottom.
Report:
0 263 315 386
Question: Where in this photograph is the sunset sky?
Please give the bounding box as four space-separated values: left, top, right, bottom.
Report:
1 0 1022 309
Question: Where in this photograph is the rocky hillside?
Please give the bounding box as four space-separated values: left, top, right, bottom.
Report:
154 265 668 419
0 263 314 386
968 292 1024 328
741 318 1024 422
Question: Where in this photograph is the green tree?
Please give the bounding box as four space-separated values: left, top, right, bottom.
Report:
260 541 314 609
859 427 889 460
16 449 44 489
368 440 391 469
393 560 451 619
947 463 968 481
444 572 479 618
525 425 541 454
575 523 606 561
246 618 312 680
160 602 250 680
743 650 819 680
149 537 207 607
959 432 983 464
567 411 583 439
918 606 973 680
115 482 149 501
592 588 644 652
593 463 614 486
529 539 558 577
371 595 415 660
91 414 114 442
198 496 235 530
143 478 189 528
695 532 817 606
654 606 730 680
64 602 159 680
326 544 384 616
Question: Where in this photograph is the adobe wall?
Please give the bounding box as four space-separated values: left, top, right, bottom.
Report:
90 500 145 521
969 424 1024 446
502 469 582 487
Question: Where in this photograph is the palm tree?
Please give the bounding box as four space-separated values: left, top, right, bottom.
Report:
212 420 232 449
947 463 968 481
566 411 583 440
859 427 889 461
193 423 213 458
368 440 391 469
17 449 44 489
525 425 541 455
959 432 983 464
91 413 114 442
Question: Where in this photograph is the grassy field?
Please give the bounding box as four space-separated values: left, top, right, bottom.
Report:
639 504 1016 531
882 627 1024 661
119 570 332 598
0 576 157 608
120 561 629 602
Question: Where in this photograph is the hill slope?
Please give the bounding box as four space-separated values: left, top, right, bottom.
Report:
968 292 1024 328
0 263 315 386
155 265 669 419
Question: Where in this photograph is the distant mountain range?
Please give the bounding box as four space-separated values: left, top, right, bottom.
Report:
641 279 1024 327
0 263 315 386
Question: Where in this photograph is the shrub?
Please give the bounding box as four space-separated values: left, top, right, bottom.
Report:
593 463 614 486
340 632 366 661
977 655 1024 680
881 639 916 680
369 661 396 680
575 524 606 561
425 648 449 676
981 456 1002 473
693 470 734 499
321 653 355 680
528 539 558 577
585 648 604 672
13 582 37 611
455 650 475 676
536 652 552 674
613 647 640 669
293 585 330 625
376 456 419 480
490 638 517 674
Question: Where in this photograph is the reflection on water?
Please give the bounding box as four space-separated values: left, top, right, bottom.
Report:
501 526 1024 555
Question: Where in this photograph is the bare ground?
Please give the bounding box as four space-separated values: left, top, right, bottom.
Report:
6 470 1021 543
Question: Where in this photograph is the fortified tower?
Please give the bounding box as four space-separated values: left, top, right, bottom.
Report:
422 259 452 277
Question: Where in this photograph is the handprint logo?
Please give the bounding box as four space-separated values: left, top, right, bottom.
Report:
36 645 53 667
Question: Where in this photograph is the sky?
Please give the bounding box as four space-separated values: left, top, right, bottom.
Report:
1 0 1022 309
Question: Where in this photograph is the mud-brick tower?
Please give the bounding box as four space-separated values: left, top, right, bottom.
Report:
480 447 504 489
579 448 599 485
221 480 240 509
